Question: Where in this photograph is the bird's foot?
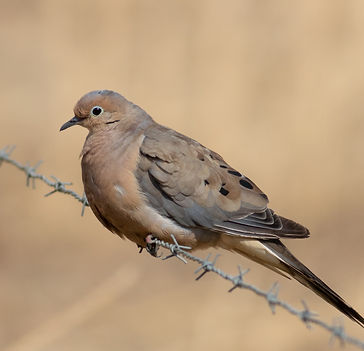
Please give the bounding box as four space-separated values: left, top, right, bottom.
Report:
144 234 160 257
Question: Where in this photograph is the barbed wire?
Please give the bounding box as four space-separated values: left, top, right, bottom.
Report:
0 145 89 215
1 145 363 349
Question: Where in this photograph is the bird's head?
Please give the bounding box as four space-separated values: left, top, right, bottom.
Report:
60 90 130 133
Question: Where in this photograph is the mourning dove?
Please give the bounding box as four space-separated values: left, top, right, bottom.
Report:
61 90 363 326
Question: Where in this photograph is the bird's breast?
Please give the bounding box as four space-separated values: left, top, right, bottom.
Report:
81 132 147 234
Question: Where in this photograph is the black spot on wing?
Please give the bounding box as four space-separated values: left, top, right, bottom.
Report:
219 187 229 196
228 170 242 177
239 178 253 189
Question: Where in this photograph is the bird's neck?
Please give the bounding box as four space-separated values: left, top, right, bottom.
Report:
80 116 153 163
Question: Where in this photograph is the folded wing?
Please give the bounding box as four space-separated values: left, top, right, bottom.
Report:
136 124 308 239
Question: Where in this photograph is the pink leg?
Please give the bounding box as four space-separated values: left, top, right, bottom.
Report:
145 234 155 244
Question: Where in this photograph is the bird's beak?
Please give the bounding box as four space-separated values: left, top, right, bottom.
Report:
60 116 82 131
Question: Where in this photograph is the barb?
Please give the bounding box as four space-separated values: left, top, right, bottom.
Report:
0 146 89 212
1 146 364 349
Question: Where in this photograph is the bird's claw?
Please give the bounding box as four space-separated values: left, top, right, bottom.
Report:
137 244 144 254
144 234 161 257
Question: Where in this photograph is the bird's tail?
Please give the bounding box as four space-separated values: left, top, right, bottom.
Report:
229 238 364 327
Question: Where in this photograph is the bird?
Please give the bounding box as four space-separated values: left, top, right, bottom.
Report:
60 89 363 327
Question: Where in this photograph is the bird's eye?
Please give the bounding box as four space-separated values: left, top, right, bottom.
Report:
91 106 103 117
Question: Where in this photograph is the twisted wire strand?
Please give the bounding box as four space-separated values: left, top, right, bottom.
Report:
0 146 89 214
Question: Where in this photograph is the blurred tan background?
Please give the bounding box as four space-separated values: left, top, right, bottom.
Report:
1 0 364 350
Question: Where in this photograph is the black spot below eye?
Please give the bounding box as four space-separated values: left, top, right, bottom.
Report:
228 170 242 177
240 178 253 189
220 165 228 169
260 193 268 200
219 187 229 196
204 180 209 185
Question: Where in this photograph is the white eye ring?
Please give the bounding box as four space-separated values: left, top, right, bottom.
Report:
90 106 104 117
